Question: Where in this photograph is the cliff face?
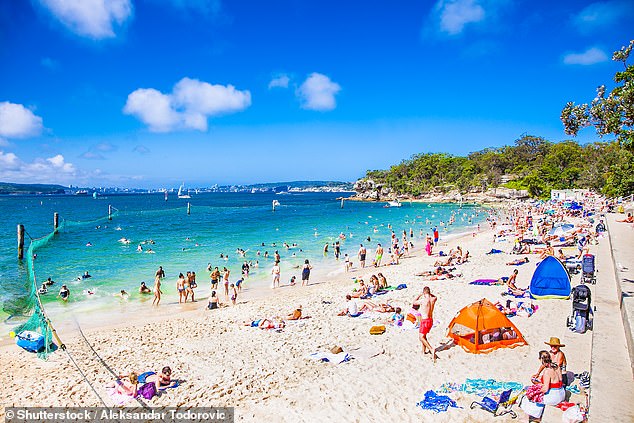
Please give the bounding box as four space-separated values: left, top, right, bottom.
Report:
351 178 529 203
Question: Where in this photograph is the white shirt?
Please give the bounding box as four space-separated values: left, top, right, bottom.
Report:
347 300 358 315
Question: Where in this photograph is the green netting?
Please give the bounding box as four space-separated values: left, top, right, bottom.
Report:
12 210 120 359
10 205 205 358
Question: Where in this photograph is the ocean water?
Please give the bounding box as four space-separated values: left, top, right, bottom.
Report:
0 192 485 331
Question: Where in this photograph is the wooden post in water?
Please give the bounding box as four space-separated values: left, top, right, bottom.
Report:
340 198 345 209
187 202 191 215
54 212 59 233
17 224 24 260
108 205 112 220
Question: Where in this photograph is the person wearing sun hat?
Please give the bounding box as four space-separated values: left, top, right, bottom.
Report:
545 337 567 376
532 337 569 386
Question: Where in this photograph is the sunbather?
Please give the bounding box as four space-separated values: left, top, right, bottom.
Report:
358 300 394 313
506 269 526 296
245 317 286 329
350 281 368 298
506 257 529 266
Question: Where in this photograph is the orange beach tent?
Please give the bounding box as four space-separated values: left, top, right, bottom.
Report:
446 298 527 354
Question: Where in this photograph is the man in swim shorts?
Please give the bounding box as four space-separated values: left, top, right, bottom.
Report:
375 243 383 267
415 286 437 362
358 244 367 268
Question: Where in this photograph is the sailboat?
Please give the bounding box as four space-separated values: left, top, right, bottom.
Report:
164 190 168 201
178 183 191 199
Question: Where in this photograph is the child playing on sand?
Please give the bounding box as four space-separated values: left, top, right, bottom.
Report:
391 307 404 326
230 283 237 305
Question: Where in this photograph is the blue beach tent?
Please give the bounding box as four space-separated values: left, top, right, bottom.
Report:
530 256 571 299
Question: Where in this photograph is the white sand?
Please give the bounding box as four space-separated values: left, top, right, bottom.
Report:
0 211 592 422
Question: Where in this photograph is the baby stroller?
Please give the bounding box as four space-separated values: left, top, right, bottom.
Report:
567 284 592 334
581 254 596 284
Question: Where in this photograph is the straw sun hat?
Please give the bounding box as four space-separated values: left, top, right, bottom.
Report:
545 337 565 347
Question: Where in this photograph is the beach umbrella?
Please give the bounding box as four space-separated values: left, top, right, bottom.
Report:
548 224 574 236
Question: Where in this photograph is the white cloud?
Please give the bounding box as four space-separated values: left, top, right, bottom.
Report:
435 0 485 35
123 88 180 132
0 151 80 184
563 47 609 65
296 73 341 111
573 1 634 31
124 77 251 132
268 75 290 89
37 0 133 39
0 102 44 139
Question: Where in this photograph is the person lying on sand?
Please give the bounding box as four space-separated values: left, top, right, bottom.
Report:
433 257 453 267
416 267 460 279
506 257 529 266
245 317 286 329
119 366 177 391
111 372 138 397
358 301 394 313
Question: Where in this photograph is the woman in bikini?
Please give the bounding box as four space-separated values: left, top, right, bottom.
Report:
153 276 162 306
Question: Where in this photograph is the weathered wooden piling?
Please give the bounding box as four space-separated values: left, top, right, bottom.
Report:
17 224 24 260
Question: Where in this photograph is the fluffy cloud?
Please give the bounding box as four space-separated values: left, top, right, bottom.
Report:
0 151 80 184
563 47 609 65
296 73 341 111
37 0 133 39
573 1 634 31
268 75 290 89
434 0 485 35
124 77 251 132
0 102 43 139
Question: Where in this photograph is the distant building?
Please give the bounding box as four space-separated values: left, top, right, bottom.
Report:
551 189 589 201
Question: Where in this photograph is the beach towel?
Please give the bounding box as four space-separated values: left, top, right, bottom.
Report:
486 249 504 255
395 283 407 290
305 351 350 364
415 390 460 413
469 279 501 286
348 346 383 360
438 379 524 397
106 387 134 406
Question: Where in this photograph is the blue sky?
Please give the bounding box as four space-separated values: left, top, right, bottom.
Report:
0 0 632 188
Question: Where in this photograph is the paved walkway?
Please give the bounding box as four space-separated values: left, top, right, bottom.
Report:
588 214 634 422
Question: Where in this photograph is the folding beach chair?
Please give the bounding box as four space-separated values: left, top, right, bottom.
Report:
470 388 518 418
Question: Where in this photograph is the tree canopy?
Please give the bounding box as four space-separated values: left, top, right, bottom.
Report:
362 136 633 199
561 40 634 151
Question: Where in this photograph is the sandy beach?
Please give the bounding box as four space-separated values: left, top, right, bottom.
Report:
0 205 608 422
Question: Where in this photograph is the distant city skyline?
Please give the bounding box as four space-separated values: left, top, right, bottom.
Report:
1 0 633 188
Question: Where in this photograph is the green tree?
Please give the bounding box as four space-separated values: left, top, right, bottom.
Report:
561 40 634 151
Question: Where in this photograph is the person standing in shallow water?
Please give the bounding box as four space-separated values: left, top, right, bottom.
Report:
271 260 281 288
153 276 162 306
358 244 367 268
301 259 312 286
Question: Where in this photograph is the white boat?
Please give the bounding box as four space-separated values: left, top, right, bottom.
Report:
164 190 168 201
386 200 401 208
272 199 280 206
178 183 191 199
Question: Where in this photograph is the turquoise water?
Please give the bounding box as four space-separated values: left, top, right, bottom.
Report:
0 193 484 329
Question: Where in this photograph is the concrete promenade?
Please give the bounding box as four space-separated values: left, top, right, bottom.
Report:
588 214 634 422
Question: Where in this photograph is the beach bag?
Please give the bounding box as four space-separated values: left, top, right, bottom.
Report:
369 325 386 335
395 284 407 290
519 395 545 419
138 382 156 400
562 405 584 423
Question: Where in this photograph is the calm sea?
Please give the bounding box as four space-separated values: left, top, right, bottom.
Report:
0 192 484 331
